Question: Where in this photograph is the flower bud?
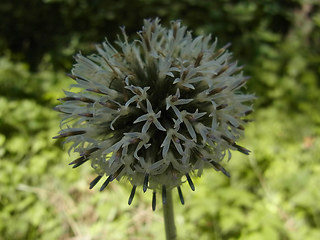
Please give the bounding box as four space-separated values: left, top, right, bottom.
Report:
54 18 255 208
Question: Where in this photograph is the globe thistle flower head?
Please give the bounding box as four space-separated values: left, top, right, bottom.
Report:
54 18 255 209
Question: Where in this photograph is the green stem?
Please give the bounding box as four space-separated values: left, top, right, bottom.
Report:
163 188 177 240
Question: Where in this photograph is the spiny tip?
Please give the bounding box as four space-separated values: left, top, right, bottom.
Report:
186 173 195 191
128 185 136 205
177 186 185 205
100 176 112 191
143 174 149 193
89 175 102 189
152 191 156 211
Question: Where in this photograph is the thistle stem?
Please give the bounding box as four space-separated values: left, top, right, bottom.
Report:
163 188 176 240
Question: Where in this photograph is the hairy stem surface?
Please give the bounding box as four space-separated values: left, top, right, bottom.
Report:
163 188 176 240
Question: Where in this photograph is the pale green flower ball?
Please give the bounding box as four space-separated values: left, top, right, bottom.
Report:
54 18 255 210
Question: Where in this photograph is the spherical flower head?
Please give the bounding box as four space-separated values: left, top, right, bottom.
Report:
54 18 255 208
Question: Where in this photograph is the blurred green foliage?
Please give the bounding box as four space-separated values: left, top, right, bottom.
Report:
0 0 319 239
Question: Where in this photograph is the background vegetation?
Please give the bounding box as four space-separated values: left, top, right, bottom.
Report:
1 0 320 239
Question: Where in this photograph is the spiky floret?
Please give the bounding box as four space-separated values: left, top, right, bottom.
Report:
54 18 255 209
